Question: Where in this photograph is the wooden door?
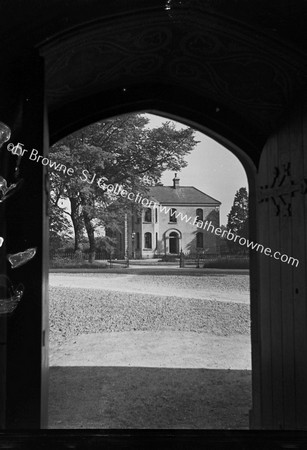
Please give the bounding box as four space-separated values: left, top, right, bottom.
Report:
253 99 307 429
0 53 49 428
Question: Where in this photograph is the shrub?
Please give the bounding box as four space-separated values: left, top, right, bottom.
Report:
203 256 249 269
158 255 178 262
50 255 108 269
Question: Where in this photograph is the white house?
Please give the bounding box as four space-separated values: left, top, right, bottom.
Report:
116 174 221 258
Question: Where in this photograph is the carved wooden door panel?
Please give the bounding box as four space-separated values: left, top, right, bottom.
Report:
255 101 307 429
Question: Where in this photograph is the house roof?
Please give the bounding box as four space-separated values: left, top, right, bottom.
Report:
148 186 221 206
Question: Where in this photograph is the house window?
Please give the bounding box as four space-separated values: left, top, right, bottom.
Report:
144 208 152 222
169 208 177 223
136 232 140 250
144 232 152 249
156 232 158 250
196 232 203 248
196 208 203 222
155 208 158 223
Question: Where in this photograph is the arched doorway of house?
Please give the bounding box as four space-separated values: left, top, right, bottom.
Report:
165 229 182 255
169 231 179 254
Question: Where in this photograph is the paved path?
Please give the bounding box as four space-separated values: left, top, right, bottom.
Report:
50 331 251 370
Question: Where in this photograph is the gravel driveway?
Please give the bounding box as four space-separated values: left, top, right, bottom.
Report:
49 272 250 304
48 272 251 429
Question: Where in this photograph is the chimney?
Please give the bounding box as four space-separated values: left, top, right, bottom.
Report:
173 173 180 189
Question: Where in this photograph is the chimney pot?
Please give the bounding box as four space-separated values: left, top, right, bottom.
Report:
173 173 180 189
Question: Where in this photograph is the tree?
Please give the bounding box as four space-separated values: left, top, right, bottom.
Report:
226 187 249 253
49 113 199 262
49 200 72 254
49 151 85 252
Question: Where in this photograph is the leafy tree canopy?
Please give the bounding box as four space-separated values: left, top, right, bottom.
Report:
226 187 249 253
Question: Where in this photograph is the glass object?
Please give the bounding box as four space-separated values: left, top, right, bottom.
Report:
8 247 37 269
0 176 22 202
0 275 24 315
0 121 11 148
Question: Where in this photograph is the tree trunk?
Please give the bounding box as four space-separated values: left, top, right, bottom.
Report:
70 197 83 252
82 208 96 263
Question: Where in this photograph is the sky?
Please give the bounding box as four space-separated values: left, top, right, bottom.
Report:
144 113 248 226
